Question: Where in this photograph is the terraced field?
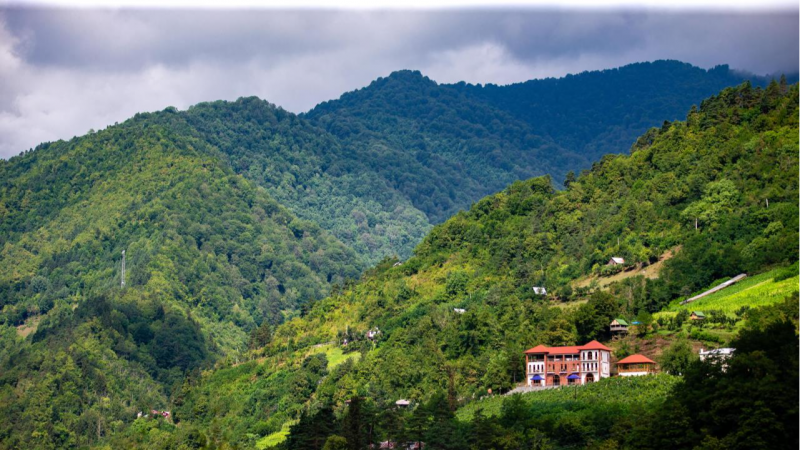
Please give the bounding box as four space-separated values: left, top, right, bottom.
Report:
667 264 798 315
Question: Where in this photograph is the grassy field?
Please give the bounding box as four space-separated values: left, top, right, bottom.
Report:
456 374 678 422
662 264 798 315
311 344 362 369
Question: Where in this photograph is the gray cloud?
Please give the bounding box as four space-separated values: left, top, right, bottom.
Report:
0 8 797 158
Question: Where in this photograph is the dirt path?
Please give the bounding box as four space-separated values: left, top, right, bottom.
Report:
573 246 680 290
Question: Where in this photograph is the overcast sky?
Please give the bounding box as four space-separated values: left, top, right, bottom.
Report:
0 7 797 158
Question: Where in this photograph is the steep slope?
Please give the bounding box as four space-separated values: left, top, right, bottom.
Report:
453 60 782 163
140 100 432 264
161 81 798 449
305 69 580 223
305 61 787 225
0 120 361 449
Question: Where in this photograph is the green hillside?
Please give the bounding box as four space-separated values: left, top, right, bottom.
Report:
306 61 777 224
456 374 679 421
305 70 577 224
0 122 361 449
453 61 784 164
139 100 433 265
153 81 798 449
666 263 799 314
0 65 796 449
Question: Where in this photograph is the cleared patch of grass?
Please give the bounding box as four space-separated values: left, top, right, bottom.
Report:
15 315 41 338
311 344 362 369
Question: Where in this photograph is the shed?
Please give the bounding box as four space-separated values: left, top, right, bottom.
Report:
395 399 410 407
532 286 547 295
607 257 625 266
690 311 706 321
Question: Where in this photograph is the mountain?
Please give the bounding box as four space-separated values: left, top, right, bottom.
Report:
0 119 362 448
451 60 786 163
141 99 433 265
304 70 576 224
141 81 797 449
0 62 796 449
304 61 783 225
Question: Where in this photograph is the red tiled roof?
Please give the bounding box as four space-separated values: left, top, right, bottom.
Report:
581 340 612 351
524 340 611 354
524 344 551 353
617 354 656 364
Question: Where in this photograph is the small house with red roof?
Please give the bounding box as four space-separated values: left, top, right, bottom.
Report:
524 340 612 387
616 354 657 376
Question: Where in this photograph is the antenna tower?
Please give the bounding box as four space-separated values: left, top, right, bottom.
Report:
121 250 126 288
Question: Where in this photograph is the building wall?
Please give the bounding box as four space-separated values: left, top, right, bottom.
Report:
526 350 612 386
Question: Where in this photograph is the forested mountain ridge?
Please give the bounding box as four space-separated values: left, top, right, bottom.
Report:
0 120 362 449
305 70 577 223
151 81 798 449
306 61 786 223
451 60 784 162
0 62 796 450
138 99 433 264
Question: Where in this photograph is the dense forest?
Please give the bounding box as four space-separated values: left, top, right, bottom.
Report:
0 62 796 449
305 61 784 223
0 121 362 449
88 81 797 449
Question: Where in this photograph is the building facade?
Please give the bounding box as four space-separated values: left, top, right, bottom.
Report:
524 340 612 387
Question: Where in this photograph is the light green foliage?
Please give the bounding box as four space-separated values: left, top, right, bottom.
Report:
0 122 360 449
659 337 697 375
670 264 799 314
321 435 348 450
256 421 296 449
456 374 679 421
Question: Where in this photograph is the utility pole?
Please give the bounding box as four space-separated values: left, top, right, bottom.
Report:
121 250 126 288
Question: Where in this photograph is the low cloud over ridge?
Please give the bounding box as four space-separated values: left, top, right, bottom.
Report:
0 8 797 158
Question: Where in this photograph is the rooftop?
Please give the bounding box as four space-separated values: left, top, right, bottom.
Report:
617 354 656 365
524 340 611 354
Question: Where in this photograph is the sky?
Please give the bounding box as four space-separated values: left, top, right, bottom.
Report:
0 5 797 158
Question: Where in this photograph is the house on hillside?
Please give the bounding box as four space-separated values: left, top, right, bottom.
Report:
690 311 706 321
533 286 547 295
699 348 735 370
610 318 629 335
607 257 625 266
524 340 612 387
616 354 657 376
